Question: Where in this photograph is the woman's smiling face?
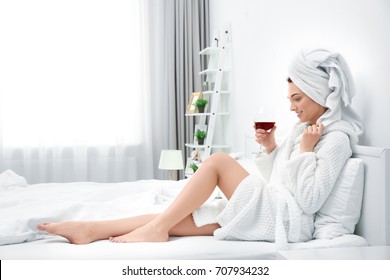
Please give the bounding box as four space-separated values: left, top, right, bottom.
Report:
288 82 327 125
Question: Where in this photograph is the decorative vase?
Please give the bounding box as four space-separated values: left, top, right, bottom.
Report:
197 138 205 145
197 106 205 113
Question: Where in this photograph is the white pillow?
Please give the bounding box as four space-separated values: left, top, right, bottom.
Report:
0 169 28 188
313 158 364 239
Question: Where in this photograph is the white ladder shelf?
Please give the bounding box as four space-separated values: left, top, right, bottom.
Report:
185 27 231 164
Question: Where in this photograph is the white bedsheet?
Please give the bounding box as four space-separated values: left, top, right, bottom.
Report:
0 179 367 260
0 179 188 246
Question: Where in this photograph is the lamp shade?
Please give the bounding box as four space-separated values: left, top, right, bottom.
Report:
158 150 184 170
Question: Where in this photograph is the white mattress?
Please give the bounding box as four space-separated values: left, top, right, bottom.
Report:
0 178 368 260
0 234 367 260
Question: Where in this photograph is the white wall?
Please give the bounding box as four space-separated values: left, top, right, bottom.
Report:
210 0 390 153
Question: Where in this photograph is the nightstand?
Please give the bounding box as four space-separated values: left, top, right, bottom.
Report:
278 246 390 260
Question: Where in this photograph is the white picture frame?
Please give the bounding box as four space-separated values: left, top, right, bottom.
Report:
186 92 203 114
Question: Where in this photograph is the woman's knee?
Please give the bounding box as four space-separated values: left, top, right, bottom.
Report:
203 152 238 173
204 152 231 166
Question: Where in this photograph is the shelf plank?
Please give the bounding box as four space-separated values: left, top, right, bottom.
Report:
199 69 229 75
199 69 217 75
199 47 219 55
185 112 230 117
202 90 230 95
185 143 230 149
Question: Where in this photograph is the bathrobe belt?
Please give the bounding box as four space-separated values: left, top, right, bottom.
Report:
273 186 301 249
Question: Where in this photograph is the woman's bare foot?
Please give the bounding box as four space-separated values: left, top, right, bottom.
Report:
109 223 169 243
37 221 96 244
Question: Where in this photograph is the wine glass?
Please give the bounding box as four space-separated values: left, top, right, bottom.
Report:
253 107 276 155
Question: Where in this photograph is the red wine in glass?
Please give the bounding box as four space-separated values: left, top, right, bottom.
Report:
253 107 276 154
254 122 275 131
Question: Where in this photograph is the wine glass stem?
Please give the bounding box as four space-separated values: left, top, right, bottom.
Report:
259 144 264 155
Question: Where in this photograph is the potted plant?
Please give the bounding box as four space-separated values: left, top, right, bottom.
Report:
189 162 199 173
195 129 207 145
195 98 208 113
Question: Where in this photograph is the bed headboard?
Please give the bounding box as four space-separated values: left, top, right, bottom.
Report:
352 145 390 246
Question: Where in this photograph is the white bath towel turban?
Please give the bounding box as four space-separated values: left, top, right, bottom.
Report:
288 49 363 144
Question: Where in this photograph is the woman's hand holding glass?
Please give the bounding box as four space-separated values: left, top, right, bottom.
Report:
253 107 277 154
254 125 277 154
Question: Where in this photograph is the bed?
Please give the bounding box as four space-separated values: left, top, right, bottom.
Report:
0 145 388 260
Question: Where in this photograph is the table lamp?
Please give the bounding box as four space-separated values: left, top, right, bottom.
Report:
158 150 184 180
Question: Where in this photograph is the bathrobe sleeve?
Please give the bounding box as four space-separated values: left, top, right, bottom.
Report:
254 147 278 182
284 131 352 214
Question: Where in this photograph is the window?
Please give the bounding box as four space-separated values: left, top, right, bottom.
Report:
0 0 144 147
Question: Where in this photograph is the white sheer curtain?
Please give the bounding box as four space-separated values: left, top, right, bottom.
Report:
0 0 154 183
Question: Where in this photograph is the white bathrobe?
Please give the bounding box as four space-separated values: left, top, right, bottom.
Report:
192 120 354 247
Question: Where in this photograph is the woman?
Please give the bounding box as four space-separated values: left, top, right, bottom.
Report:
37 49 363 247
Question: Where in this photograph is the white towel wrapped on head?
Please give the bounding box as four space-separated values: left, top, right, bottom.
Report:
288 49 363 144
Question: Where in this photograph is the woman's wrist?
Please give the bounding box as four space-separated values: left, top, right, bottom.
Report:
265 144 277 154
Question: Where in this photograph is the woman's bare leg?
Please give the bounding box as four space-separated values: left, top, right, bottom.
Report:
37 152 248 244
110 215 220 243
37 214 219 244
37 214 158 244
110 152 248 242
